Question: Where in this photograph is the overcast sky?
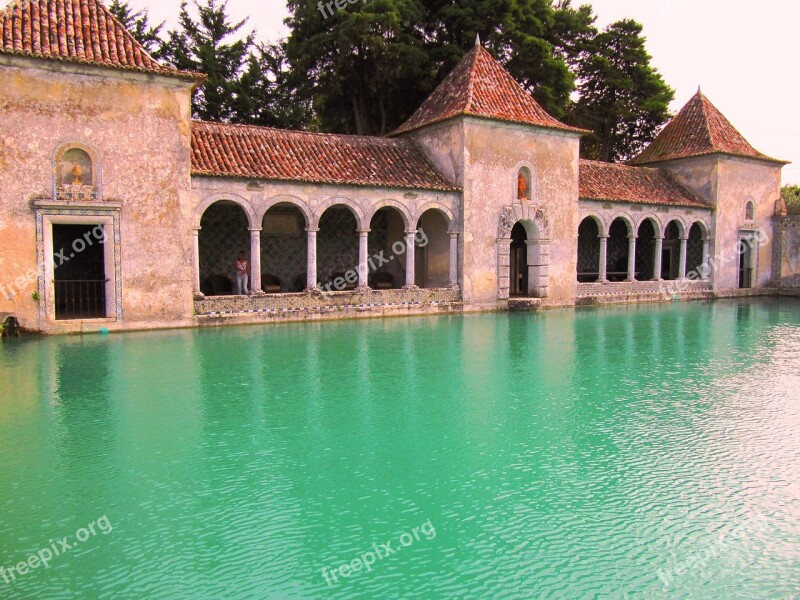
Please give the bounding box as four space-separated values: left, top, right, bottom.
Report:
139 0 800 184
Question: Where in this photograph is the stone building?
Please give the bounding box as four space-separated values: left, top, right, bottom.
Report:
0 0 788 334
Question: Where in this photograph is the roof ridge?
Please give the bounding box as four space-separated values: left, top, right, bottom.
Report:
193 120 412 145
391 43 585 136
0 0 204 79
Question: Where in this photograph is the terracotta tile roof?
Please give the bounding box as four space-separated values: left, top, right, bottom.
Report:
579 159 708 208
391 43 586 136
631 90 786 165
191 121 460 192
0 0 201 79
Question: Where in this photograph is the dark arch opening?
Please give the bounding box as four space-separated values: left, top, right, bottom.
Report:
510 222 528 296
261 203 308 293
607 218 630 282
199 201 250 296
577 217 600 282
635 220 656 281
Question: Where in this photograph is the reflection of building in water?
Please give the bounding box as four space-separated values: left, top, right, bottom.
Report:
0 0 788 335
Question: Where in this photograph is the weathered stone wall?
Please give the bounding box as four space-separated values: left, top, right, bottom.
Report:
458 117 582 307
660 155 781 292
772 216 800 287
0 56 196 333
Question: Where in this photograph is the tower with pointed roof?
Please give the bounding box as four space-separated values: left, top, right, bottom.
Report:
0 0 201 330
391 41 586 306
630 90 786 291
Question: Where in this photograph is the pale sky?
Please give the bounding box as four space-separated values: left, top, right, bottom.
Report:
138 0 800 184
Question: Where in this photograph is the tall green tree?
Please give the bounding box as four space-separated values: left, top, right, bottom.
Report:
285 0 432 135
108 0 165 59
421 0 596 120
233 42 312 130
161 0 254 122
569 19 674 162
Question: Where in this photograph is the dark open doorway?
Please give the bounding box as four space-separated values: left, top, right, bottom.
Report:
53 224 106 320
510 222 528 296
739 237 754 289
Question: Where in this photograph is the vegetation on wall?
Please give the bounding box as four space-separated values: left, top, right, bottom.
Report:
112 0 674 161
782 185 800 214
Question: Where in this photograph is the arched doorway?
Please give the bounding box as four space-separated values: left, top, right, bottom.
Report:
510 222 528 296
577 217 600 282
261 203 308 293
635 219 657 281
368 207 407 290
607 218 631 282
663 220 682 280
199 201 250 296
416 209 449 288
686 222 705 278
318 205 359 292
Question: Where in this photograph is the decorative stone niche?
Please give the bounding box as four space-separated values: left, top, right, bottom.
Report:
53 143 101 201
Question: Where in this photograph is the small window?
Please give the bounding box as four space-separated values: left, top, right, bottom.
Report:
517 167 531 200
745 201 755 221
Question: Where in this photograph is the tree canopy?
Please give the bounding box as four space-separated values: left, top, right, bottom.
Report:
112 0 675 160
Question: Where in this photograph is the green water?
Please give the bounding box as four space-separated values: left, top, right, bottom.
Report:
1 300 799 599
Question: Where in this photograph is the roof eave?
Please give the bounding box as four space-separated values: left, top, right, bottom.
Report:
390 112 588 138
190 170 462 193
0 49 206 82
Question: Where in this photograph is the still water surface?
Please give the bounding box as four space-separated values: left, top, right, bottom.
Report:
1 300 799 598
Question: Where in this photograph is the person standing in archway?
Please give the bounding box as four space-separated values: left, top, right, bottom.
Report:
235 251 249 295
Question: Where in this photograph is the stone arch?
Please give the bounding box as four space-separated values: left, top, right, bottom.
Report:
634 213 664 236
607 213 635 237
366 200 412 230
313 197 367 230
606 216 634 281
194 193 258 228
412 202 456 231
258 194 313 228
577 216 601 282
635 217 660 281
198 200 252 295
497 203 550 299
579 212 606 235
416 208 451 288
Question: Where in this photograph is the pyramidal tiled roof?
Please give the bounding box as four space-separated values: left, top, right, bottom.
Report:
0 0 202 79
391 42 586 136
579 160 707 208
631 90 786 165
191 121 460 192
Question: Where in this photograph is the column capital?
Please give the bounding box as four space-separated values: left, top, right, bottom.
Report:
447 229 462 236
305 227 320 234
404 229 418 236
598 235 610 241
249 227 262 234
358 229 371 235
192 226 201 234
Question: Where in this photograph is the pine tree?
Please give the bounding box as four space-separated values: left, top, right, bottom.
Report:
108 0 165 59
569 20 674 162
284 0 433 135
233 43 312 130
161 0 254 122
